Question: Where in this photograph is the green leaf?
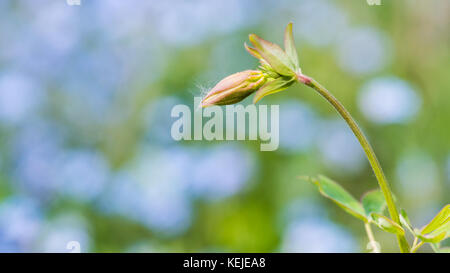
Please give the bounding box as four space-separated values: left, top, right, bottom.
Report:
417 232 447 243
370 213 405 236
400 209 412 227
421 204 450 235
253 76 295 103
418 216 450 244
249 34 296 77
310 175 366 222
412 205 450 245
432 218 450 238
361 190 386 216
283 22 300 73
399 209 415 235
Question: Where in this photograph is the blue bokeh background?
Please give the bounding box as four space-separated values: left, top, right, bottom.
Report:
0 0 449 252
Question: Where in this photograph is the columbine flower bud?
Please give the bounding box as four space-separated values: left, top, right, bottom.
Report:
201 70 266 107
201 23 302 106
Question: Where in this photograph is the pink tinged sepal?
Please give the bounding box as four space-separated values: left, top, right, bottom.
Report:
284 22 301 74
248 34 296 77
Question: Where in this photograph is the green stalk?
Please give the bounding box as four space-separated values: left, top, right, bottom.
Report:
364 223 380 253
297 74 410 253
411 241 425 253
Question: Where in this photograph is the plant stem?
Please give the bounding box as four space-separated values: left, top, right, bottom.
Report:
412 237 418 249
298 74 410 253
411 241 424 253
364 223 380 253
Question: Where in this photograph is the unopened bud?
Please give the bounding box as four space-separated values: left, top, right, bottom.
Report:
201 70 265 107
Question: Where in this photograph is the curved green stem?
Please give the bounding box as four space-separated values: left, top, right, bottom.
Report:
298 74 410 253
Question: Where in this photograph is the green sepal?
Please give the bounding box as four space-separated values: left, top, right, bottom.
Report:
370 213 405 236
253 76 295 103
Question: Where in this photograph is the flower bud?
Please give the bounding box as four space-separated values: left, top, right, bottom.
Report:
201 70 266 107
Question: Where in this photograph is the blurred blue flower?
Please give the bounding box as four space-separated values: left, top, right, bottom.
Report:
134 153 192 235
35 213 90 253
153 0 260 46
1 1 80 75
280 199 328 228
280 199 358 253
292 0 348 47
94 0 154 41
55 51 125 122
0 196 43 252
30 1 80 56
336 27 391 75
56 150 110 202
96 172 142 217
98 147 193 235
144 96 185 145
92 1 166 83
0 72 45 125
12 120 108 203
190 144 256 201
358 77 421 124
280 217 357 252
13 123 67 199
317 119 365 173
279 101 319 153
